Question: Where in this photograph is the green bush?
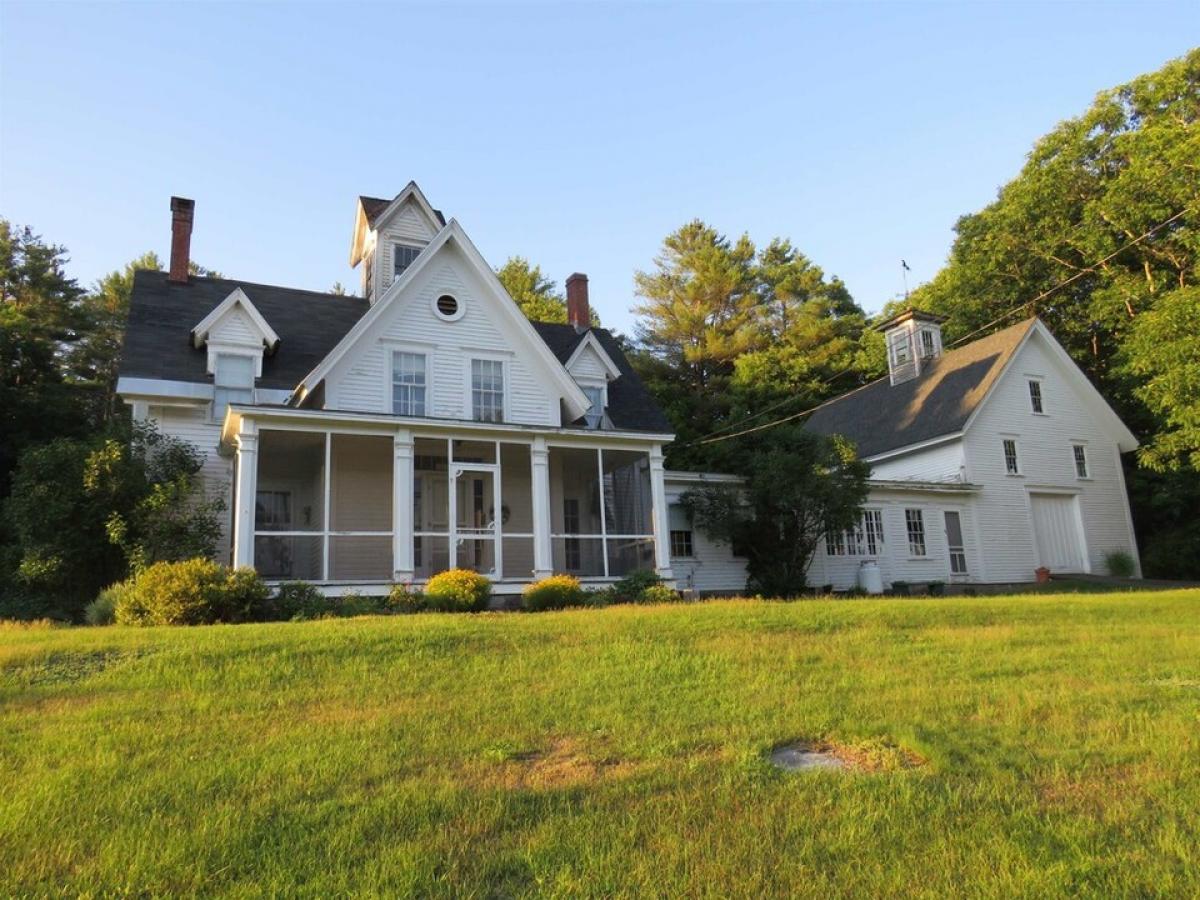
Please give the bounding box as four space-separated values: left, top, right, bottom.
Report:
266 581 328 621
115 559 268 626
639 583 680 605
610 569 662 604
1105 550 1137 578
424 569 491 612
85 581 128 625
522 574 585 611
385 583 425 614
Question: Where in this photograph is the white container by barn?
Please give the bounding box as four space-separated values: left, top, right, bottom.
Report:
857 561 883 595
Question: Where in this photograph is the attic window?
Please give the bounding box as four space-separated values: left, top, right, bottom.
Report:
393 244 420 282
435 294 461 321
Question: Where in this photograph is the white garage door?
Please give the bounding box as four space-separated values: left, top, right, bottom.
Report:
1030 493 1085 572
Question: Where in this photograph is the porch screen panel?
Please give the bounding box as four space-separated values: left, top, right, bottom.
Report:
254 430 326 580
500 443 535 580
452 439 497 464
329 536 392 581
601 450 653 537
414 438 451 579
549 448 602 535
606 538 656 577
501 537 535 581
330 435 393 532
552 537 605 577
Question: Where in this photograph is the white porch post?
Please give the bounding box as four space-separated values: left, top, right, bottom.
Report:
649 444 674 581
393 429 415 583
232 421 258 569
531 436 553 578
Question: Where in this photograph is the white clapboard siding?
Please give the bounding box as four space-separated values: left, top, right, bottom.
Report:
869 439 964 482
961 334 1139 581
328 253 558 426
664 481 748 594
568 344 609 381
149 404 235 564
208 306 263 348
808 493 981 590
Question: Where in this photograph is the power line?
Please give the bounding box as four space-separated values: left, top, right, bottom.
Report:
680 204 1193 449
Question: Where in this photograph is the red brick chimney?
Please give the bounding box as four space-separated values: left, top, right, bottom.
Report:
566 272 589 331
169 196 195 283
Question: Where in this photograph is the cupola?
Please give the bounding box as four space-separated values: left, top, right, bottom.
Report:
874 309 947 386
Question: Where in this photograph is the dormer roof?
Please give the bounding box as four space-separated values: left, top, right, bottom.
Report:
190 286 280 351
872 308 949 332
349 182 446 266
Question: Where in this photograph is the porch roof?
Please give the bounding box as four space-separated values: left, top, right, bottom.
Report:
220 403 674 451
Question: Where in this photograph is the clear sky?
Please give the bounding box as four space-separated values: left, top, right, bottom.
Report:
1 2 1195 334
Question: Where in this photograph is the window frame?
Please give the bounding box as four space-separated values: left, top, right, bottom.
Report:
470 357 506 423
905 508 927 558
1027 378 1046 414
1002 438 1022 476
211 352 256 423
391 350 428 418
919 328 937 358
392 242 422 283
1072 443 1090 480
887 330 912 367
581 383 606 429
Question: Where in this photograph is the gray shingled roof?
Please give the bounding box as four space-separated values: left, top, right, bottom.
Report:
804 317 1037 458
119 270 672 433
359 196 446 229
119 270 368 391
531 323 673 433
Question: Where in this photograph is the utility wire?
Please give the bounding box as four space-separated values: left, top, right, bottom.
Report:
679 204 1193 449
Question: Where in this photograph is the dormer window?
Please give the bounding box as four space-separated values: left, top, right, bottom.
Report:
888 330 912 366
212 353 254 421
920 328 937 358
582 385 605 429
393 244 421 282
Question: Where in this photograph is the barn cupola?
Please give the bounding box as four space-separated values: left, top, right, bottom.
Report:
874 309 947 386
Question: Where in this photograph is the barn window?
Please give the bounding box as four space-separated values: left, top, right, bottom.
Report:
1028 380 1044 414
1003 439 1021 475
1073 444 1089 479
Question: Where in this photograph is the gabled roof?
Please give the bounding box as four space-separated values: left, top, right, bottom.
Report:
805 317 1038 458
119 270 367 390
300 219 592 417
350 182 446 266
532 323 673 433
564 330 622 379
190 287 280 351
360 195 446 229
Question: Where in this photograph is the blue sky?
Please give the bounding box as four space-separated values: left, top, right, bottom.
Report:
1 2 1195 334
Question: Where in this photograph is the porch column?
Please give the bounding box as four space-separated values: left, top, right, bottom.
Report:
393 429 415 583
531 436 553 578
649 444 674 581
232 422 258 569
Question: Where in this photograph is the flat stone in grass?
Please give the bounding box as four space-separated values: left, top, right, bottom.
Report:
769 743 846 772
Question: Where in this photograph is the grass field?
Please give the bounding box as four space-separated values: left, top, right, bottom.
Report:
3 590 1199 897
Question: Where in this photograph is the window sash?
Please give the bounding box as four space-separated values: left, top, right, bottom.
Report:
471 359 504 423
888 331 911 365
392 352 427 417
905 509 926 557
583 385 604 429
1028 380 1044 413
825 509 884 558
670 530 694 558
393 244 421 280
1073 445 1088 478
1003 439 1020 475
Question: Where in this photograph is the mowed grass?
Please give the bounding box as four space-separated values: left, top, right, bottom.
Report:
2 591 1199 897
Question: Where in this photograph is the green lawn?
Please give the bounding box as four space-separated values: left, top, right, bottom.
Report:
3 591 1198 897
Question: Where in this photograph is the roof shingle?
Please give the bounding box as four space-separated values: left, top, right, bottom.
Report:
804 317 1037 458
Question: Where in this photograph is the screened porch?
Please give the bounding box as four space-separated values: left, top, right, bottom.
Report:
241 428 663 586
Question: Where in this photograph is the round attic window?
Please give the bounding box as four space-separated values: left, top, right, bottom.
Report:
435 294 462 321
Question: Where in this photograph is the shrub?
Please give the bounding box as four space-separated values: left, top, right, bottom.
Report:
424 568 492 612
115 559 268 626
638 583 680 605
609 569 661 604
522 574 585 611
266 581 328 621
385 583 426 614
1105 550 1137 578
927 580 945 597
84 581 128 625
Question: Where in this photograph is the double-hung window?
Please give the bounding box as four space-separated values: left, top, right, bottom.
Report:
393 244 421 282
1028 380 1044 414
862 509 884 555
582 385 604 429
392 351 427 417
824 509 884 557
471 359 504 423
669 504 694 558
212 353 254 421
1073 444 1089 479
1003 439 1021 475
905 509 926 557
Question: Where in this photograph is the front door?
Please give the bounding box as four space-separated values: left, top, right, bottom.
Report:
451 465 498 576
944 510 968 580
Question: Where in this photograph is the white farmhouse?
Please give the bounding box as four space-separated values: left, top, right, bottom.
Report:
117 188 1142 598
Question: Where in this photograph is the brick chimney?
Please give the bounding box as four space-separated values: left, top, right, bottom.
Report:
566 272 589 331
169 196 195 283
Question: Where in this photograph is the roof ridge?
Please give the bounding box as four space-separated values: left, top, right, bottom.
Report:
141 268 365 305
